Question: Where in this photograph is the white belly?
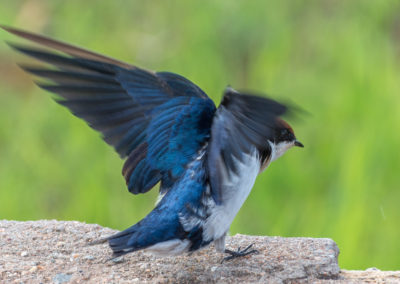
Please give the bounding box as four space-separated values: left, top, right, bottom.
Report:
145 239 191 256
203 149 260 241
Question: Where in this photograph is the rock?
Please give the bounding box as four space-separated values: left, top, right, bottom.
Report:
111 256 125 264
0 220 397 283
53 273 72 283
84 255 94 261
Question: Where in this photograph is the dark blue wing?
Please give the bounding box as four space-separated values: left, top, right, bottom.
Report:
3 26 216 195
207 88 288 204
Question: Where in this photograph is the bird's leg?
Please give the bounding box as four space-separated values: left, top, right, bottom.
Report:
214 232 227 253
221 243 258 263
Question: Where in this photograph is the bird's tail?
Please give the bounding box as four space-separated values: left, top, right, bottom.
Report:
87 227 138 257
107 227 138 257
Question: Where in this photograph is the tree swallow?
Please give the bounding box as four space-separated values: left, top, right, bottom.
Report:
2 26 303 261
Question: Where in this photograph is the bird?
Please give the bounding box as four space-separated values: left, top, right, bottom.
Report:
2 26 304 261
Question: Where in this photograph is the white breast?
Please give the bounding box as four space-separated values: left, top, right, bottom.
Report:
203 149 260 241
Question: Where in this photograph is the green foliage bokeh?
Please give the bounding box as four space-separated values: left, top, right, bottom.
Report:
1 0 399 270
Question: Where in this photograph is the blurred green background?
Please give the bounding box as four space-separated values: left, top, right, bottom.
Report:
1 0 399 270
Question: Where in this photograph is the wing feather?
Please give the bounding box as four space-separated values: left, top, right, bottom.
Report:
207 88 288 204
3 26 216 195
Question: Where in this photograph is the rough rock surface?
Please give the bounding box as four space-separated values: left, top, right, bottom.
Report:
0 220 397 283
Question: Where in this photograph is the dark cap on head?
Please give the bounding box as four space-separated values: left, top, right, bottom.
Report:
274 118 303 147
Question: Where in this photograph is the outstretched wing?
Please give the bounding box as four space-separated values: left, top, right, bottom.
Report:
207 88 288 204
3 26 216 195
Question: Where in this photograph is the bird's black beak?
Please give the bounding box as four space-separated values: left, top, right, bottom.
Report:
294 140 304 148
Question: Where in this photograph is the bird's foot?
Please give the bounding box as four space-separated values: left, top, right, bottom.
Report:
221 244 259 263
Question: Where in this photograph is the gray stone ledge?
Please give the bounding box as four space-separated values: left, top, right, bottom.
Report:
0 220 397 283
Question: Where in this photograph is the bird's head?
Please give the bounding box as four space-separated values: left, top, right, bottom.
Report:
269 118 303 162
260 118 303 172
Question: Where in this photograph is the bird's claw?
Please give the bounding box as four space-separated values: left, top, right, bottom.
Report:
221 244 259 263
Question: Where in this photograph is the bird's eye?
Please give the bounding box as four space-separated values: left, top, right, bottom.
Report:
280 129 289 137
278 128 293 141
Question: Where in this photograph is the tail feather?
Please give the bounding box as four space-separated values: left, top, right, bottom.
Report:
109 234 133 251
86 226 139 257
107 229 140 256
